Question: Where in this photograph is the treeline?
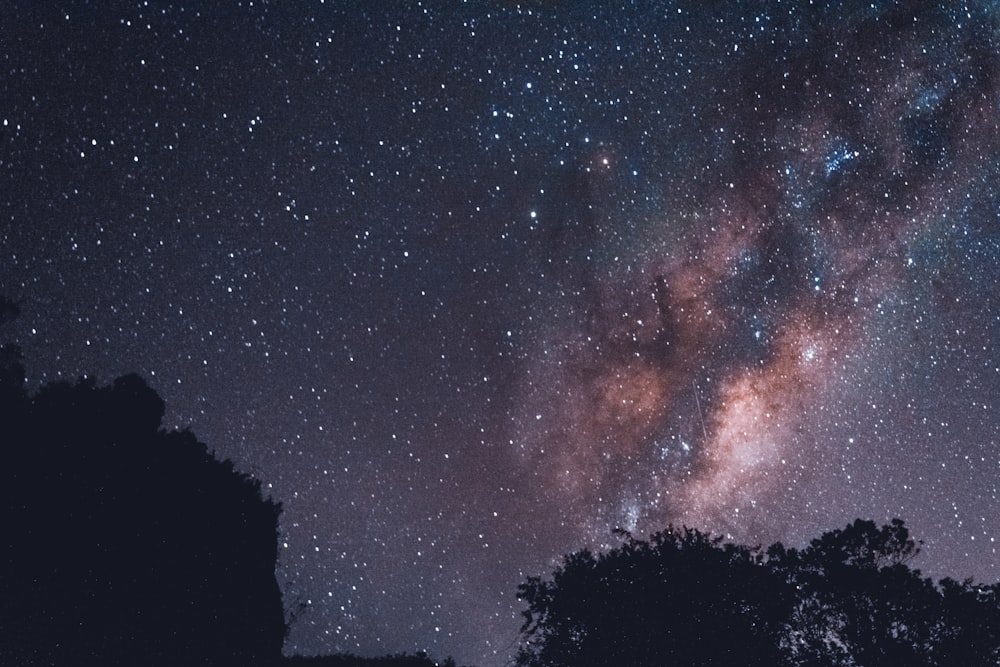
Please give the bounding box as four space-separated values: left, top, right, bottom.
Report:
516 521 1000 666
0 297 284 665
4 295 999 666
0 296 465 666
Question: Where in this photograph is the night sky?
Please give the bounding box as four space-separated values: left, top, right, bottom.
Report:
3 1 1000 665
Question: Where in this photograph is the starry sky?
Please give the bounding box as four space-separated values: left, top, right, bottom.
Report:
2 1 1000 665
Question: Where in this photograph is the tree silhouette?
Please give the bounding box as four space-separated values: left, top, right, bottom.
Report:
779 519 943 666
1 370 286 666
516 521 1000 667
517 527 791 667
932 577 1000 666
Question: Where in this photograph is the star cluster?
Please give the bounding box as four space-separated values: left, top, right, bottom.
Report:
2 3 999 666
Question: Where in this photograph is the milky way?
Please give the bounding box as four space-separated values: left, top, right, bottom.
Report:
2 3 999 666
512 6 1000 550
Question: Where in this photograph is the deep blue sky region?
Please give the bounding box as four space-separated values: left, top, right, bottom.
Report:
3 2 1000 665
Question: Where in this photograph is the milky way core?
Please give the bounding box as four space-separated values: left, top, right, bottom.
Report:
511 2 1000 555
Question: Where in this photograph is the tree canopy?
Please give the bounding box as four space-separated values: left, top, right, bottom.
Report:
1 357 286 665
516 520 1000 667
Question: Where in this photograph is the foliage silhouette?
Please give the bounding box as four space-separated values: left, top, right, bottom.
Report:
517 527 790 667
0 369 286 666
516 520 1000 667
780 518 942 666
